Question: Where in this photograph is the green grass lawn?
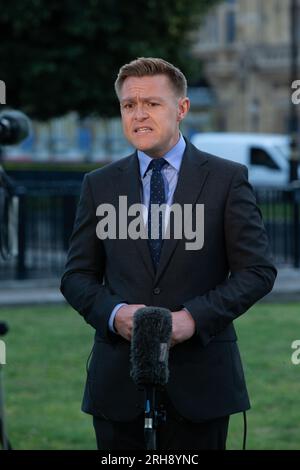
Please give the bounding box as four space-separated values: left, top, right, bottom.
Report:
1 302 300 450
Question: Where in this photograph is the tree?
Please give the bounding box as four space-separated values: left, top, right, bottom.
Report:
0 0 220 120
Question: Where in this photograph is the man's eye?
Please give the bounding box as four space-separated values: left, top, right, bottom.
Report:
122 103 133 110
148 102 159 107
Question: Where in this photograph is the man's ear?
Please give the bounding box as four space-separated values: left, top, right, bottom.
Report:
177 97 190 122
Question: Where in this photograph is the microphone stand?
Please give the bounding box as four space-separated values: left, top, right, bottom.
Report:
144 386 157 450
144 385 166 450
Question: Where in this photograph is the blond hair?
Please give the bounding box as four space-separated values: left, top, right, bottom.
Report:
115 57 187 98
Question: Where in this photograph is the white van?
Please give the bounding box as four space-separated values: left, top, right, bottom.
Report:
190 132 299 187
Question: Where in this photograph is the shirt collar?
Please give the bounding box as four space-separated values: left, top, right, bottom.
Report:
137 133 186 178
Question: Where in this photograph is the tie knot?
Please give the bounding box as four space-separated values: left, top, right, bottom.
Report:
147 158 167 174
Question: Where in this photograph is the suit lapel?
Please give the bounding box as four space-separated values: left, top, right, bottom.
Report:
116 152 155 278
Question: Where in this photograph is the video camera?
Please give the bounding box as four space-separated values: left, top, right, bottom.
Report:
0 109 31 146
0 109 31 260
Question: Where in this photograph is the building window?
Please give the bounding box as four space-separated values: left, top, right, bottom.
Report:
297 3 300 41
225 10 236 43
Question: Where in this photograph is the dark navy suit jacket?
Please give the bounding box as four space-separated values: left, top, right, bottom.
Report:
61 139 277 422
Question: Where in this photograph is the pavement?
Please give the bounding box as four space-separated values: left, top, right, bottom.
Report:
262 266 300 302
0 267 299 306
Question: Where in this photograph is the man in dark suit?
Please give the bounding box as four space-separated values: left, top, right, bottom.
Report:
61 57 277 450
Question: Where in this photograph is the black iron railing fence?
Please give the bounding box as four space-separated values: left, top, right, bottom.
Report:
0 182 299 280
255 184 300 268
0 181 80 280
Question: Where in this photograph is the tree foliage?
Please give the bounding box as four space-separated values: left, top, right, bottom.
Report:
0 0 220 119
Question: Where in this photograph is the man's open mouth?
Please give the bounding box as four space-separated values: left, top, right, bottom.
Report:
134 127 153 133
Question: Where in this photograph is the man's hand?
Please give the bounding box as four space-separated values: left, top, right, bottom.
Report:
114 304 146 341
170 309 196 347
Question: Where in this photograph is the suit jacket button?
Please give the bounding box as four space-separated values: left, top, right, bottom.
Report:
153 287 161 295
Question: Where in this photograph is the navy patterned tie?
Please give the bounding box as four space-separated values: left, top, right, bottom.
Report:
147 158 168 269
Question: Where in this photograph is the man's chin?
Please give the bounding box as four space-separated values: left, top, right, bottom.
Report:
127 135 163 156
138 147 162 157
133 141 158 155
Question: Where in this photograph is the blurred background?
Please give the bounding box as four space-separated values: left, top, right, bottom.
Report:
0 0 300 450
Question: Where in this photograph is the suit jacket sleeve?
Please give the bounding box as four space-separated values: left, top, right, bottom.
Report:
183 165 277 346
60 174 126 338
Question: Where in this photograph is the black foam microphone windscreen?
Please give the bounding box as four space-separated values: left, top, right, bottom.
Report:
130 306 172 387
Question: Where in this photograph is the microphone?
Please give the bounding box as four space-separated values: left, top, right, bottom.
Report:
130 306 172 387
0 110 31 145
130 306 172 450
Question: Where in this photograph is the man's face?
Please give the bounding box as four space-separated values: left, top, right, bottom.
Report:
119 74 190 157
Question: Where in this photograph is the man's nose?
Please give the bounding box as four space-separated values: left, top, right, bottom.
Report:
134 103 148 120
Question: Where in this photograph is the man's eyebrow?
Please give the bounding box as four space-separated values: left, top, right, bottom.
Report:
120 96 164 104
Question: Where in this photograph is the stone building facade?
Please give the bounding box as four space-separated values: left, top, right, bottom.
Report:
192 0 300 133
